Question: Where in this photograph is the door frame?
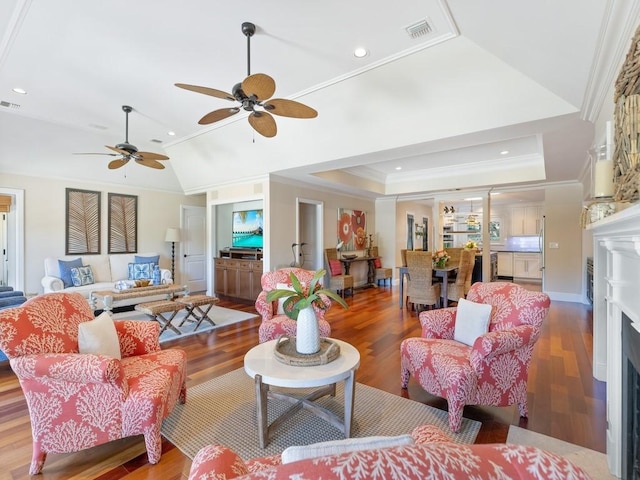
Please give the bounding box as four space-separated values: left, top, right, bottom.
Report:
0 188 24 291
295 198 323 271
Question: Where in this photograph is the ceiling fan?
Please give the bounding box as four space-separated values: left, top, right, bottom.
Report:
175 22 317 138
75 105 170 170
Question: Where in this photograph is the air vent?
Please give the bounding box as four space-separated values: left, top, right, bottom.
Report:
151 139 163 143
88 123 108 130
404 18 433 39
0 100 20 109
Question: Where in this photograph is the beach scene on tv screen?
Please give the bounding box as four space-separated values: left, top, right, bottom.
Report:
232 209 263 248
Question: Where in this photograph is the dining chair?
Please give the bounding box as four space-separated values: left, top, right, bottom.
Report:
371 247 392 287
324 248 354 298
405 250 440 311
444 248 476 306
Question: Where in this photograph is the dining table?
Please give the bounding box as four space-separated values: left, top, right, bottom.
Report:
396 265 458 309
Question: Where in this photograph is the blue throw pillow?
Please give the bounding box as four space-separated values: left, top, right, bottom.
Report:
135 255 160 265
70 266 95 287
58 258 83 288
128 262 154 280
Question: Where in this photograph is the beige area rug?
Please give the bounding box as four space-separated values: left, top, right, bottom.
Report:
112 306 257 343
507 426 613 479
161 368 480 461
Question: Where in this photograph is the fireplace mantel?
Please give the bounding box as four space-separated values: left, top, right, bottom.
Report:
589 202 640 478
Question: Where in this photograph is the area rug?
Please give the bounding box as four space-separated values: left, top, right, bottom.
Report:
507 426 613 479
112 306 257 343
161 367 481 461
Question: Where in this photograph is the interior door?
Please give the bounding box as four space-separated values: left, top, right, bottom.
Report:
181 205 207 293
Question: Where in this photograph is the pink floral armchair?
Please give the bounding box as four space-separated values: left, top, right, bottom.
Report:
255 268 331 343
401 282 550 432
0 292 187 475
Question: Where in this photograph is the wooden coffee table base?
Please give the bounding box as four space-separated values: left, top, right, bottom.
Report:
254 373 356 448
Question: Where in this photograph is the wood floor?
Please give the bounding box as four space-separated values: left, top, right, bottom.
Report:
0 283 605 479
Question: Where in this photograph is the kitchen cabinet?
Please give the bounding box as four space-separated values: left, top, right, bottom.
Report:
214 254 263 302
497 252 513 277
511 206 542 236
513 253 542 279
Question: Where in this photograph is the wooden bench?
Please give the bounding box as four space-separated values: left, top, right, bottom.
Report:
135 300 185 335
175 295 220 331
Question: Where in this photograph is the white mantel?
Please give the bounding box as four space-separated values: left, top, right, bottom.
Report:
589 202 640 478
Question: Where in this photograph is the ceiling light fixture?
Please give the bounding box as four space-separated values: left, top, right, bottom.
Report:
500 150 509 155
354 47 369 58
167 131 176 136
466 200 479 226
395 166 402 170
12 87 27 95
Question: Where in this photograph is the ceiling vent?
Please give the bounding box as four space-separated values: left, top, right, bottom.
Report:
151 139 163 143
0 100 20 109
404 18 433 39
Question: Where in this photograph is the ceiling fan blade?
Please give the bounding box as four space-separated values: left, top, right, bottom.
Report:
137 151 169 161
105 145 130 155
199 107 240 125
248 111 277 138
175 83 235 101
136 159 165 169
264 98 318 119
108 158 129 170
242 73 276 100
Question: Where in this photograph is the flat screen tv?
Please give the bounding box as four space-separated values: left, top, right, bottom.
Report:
232 209 263 249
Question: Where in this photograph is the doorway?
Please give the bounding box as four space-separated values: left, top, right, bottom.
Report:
0 188 24 291
180 205 207 293
295 198 323 270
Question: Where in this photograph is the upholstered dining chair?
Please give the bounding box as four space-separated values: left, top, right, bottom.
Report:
443 248 476 306
0 292 187 475
400 282 550 432
371 246 393 287
254 267 332 343
324 248 354 298
405 250 440 311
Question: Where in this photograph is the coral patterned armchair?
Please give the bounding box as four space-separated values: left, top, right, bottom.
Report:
401 282 550 432
0 293 187 475
255 268 331 343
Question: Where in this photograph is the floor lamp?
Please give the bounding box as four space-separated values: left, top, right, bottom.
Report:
165 228 180 281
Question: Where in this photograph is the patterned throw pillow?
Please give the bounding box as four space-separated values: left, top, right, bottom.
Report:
328 259 342 276
128 262 155 280
374 258 382 268
70 265 95 287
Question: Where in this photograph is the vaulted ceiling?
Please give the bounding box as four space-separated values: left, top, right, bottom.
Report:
0 0 637 203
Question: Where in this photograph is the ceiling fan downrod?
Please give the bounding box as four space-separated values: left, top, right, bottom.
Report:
242 22 255 77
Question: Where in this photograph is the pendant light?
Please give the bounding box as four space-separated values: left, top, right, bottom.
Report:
466 200 479 227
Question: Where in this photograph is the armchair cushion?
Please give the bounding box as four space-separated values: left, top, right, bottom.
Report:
453 298 492 346
282 434 414 464
77 312 121 359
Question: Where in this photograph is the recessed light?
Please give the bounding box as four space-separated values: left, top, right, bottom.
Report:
12 87 27 95
354 47 368 58
167 131 176 136
500 150 509 155
395 166 402 171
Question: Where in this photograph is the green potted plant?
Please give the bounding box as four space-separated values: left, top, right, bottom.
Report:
266 269 348 354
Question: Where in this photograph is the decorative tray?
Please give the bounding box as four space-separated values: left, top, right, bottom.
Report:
341 254 357 260
274 337 340 366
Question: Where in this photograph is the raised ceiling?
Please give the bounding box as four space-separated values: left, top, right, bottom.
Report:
0 0 637 200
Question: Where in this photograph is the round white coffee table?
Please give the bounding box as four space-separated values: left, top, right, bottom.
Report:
244 338 360 448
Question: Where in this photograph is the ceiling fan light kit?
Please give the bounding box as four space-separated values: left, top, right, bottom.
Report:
176 22 317 138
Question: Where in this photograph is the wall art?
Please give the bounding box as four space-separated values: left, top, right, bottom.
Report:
65 188 101 255
337 208 367 251
108 193 137 254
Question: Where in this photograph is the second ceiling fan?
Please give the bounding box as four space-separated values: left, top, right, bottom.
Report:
175 22 317 138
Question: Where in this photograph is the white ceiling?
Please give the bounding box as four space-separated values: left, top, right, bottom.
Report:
0 0 637 203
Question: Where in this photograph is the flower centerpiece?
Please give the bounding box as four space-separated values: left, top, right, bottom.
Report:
464 240 478 250
266 269 348 354
432 249 450 269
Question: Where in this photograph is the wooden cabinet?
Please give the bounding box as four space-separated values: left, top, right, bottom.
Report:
511 206 542 236
214 253 263 302
497 252 513 277
513 253 542 279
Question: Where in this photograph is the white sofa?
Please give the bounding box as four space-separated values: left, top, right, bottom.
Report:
42 253 173 309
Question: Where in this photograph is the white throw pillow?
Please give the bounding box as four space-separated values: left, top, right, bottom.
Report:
78 312 122 359
275 283 294 315
453 297 493 347
281 435 414 464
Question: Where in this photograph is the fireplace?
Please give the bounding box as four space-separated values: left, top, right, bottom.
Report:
589 203 640 478
623 313 640 479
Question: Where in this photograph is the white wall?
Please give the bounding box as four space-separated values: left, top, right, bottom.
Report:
2 173 205 295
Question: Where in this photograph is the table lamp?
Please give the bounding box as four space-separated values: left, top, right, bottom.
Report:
165 228 180 281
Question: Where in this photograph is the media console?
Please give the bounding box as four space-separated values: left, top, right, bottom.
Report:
215 249 263 303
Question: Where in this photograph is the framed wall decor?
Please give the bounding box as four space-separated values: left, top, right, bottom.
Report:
66 188 101 255
337 208 367 251
108 193 137 254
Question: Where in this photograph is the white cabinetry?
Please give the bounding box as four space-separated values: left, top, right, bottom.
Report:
497 252 513 277
513 253 542 279
511 206 542 236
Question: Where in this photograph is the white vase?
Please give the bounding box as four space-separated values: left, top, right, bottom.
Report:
296 307 321 354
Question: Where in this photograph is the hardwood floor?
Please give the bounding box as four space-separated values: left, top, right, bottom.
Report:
0 283 604 479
